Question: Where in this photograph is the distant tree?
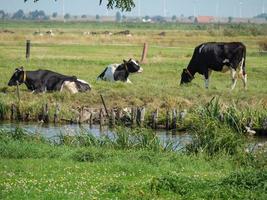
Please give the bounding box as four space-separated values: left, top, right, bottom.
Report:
52 12 57 18
144 15 150 21
254 13 267 19
96 14 100 20
12 9 25 19
28 10 47 20
152 15 165 22
172 15 177 21
64 13 71 20
228 16 233 23
81 14 87 18
188 16 195 21
116 11 122 22
24 0 135 11
0 10 5 19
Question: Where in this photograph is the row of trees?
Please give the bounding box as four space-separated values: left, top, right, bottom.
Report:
0 9 128 22
24 0 135 11
0 9 49 20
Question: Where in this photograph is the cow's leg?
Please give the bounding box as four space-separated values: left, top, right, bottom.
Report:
126 78 132 84
238 57 247 90
230 68 237 90
204 69 211 89
241 73 247 90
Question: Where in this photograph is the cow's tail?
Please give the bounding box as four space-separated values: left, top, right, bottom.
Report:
97 67 107 80
240 44 247 89
242 46 246 76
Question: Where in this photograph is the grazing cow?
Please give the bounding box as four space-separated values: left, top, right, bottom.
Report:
180 42 247 90
97 59 143 83
8 67 91 94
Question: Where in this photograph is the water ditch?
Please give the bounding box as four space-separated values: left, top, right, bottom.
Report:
0 121 192 151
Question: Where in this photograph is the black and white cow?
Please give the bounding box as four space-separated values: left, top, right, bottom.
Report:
180 42 247 90
8 67 91 94
97 59 143 83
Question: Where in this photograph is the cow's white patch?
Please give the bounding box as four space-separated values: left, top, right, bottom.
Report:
199 44 205 53
61 81 78 94
77 79 88 84
77 79 92 89
138 67 143 73
102 64 119 81
223 59 230 63
130 59 139 66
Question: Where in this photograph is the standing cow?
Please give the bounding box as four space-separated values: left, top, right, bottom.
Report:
97 59 143 83
180 42 247 90
8 67 91 94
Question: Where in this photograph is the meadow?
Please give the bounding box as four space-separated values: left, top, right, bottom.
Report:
0 21 267 120
0 21 267 199
0 126 267 199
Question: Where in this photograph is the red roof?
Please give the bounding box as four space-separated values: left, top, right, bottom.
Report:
196 16 215 23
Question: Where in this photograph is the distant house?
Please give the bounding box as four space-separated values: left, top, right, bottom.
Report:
195 16 215 24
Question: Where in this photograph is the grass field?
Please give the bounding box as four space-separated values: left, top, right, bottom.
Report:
0 21 267 120
1 21 267 199
0 128 267 199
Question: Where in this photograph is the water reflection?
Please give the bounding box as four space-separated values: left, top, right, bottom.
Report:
0 122 192 151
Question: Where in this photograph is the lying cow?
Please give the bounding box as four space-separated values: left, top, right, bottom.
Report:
97 59 143 83
8 67 91 94
180 42 247 90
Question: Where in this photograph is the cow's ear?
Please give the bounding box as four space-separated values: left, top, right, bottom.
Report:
183 69 187 72
123 59 127 63
128 58 132 62
20 66 24 71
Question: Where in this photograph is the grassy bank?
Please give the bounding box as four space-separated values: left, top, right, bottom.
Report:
0 126 266 199
0 21 267 121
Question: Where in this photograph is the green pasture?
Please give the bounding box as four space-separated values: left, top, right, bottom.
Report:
0 21 267 118
0 127 266 199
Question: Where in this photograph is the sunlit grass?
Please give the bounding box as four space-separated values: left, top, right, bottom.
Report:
0 21 267 120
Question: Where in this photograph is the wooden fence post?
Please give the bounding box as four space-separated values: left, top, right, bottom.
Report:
16 82 20 103
100 94 109 117
166 110 170 130
43 103 49 123
26 40 31 61
89 113 93 128
152 109 159 129
54 103 60 123
137 107 146 127
110 108 116 127
140 42 148 64
99 108 104 127
131 107 137 127
172 109 177 130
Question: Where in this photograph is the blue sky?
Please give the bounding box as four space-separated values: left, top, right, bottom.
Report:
0 0 266 17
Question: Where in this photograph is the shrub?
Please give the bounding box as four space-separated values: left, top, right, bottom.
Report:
221 170 267 191
258 40 267 51
71 149 106 162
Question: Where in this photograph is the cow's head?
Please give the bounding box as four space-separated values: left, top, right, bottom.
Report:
8 67 25 86
124 59 143 73
180 68 194 85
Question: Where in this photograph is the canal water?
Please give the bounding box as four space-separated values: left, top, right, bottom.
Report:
0 121 266 152
0 121 192 151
